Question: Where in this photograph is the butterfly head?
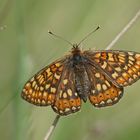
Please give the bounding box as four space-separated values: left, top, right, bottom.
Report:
71 44 81 54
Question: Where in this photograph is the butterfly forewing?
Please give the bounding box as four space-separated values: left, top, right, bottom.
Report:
85 63 123 107
21 58 66 106
84 50 140 87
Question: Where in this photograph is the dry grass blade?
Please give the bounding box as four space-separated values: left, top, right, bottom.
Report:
44 115 61 140
106 9 140 50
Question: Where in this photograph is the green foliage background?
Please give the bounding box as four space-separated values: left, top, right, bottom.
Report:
0 0 140 140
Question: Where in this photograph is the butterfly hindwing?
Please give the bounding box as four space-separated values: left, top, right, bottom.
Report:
51 64 81 115
85 63 124 107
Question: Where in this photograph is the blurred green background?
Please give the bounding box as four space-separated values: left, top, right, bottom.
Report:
0 0 140 140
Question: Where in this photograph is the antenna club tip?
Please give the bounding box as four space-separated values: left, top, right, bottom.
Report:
48 30 53 34
97 25 100 29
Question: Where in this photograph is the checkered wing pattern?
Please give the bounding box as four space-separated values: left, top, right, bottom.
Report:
85 64 123 107
51 65 81 115
21 59 66 106
21 58 81 116
84 50 140 87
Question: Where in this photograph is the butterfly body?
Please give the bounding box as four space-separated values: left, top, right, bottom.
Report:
22 45 140 116
70 46 91 102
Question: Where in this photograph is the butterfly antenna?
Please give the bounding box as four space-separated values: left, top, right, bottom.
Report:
77 26 100 46
48 30 73 46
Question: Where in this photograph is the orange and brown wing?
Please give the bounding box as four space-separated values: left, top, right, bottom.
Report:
21 59 66 106
51 65 81 116
22 58 81 116
84 50 140 87
85 64 123 107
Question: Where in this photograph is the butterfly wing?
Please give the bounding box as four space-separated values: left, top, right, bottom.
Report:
21 58 67 106
22 57 81 115
84 50 140 87
51 64 81 116
85 63 123 107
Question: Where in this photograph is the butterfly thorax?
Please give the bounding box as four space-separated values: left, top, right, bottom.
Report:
71 46 90 102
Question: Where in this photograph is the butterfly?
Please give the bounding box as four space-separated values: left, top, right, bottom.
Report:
21 42 140 116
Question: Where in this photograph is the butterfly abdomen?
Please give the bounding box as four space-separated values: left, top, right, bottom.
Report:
74 69 90 102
